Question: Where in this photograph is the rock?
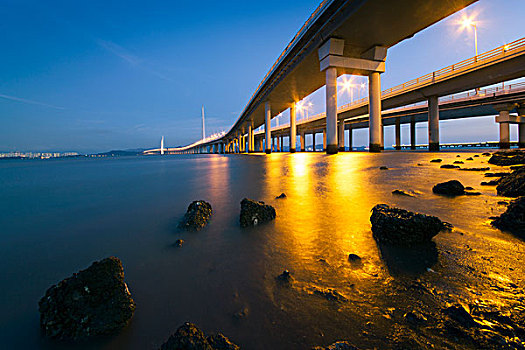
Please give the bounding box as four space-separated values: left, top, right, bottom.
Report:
432 180 465 196
404 311 427 325
379 166 389 170
481 180 499 186
474 155 480 157
430 159 443 163
417 163 423 166
510 165 525 171
458 167 490 171
233 307 249 320
239 198 276 227
392 189 415 197
276 270 293 284
348 254 361 261
482 152 491 156
466 157 474 161
496 167 525 197
464 191 482 196
497 201 509 205
311 341 358 350
454 161 464 164
275 193 287 199
465 186 474 190
38 257 136 340
492 197 525 237
179 201 213 231
484 172 510 177
174 239 184 247
160 322 239 350
370 204 451 246
457 155 461 157
312 287 347 302
443 305 477 328
489 150 525 166
441 164 460 169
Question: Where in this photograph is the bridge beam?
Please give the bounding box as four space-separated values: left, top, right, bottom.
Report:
265 102 271 154
428 95 440 151
395 117 401 150
495 103 519 149
338 120 345 151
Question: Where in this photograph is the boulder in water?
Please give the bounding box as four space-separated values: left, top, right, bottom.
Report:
430 159 442 163
432 180 465 196
160 322 239 350
392 189 415 197
370 204 451 246
38 257 136 340
275 193 287 199
489 150 525 166
239 198 276 227
440 164 460 169
179 200 213 231
491 197 525 237
496 167 525 197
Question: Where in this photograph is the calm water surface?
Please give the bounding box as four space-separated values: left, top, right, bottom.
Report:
0 152 523 349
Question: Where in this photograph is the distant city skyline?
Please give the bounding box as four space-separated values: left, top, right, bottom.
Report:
1 0 524 153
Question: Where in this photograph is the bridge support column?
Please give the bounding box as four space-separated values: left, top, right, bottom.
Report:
410 117 416 150
338 120 345 151
300 132 305 152
380 120 384 150
428 95 440 151
265 102 272 154
495 104 519 149
247 124 253 153
499 120 510 149
395 117 401 150
290 103 297 153
369 72 382 152
348 125 353 151
280 136 283 152
312 133 316 152
325 67 338 154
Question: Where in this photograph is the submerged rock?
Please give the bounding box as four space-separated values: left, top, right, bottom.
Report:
312 341 358 350
404 311 427 325
482 152 491 156
485 172 510 177
179 200 213 231
496 167 525 197
443 305 477 328
430 159 443 163
276 270 293 284
370 204 451 246
38 257 136 340
348 253 361 262
441 164 460 169
275 193 287 199
174 239 184 247
379 166 389 170
489 150 525 166
312 287 348 303
481 180 499 186
492 197 525 237
454 161 464 164
160 322 239 350
458 167 490 171
466 157 474 161
239 198 276 227
392 189 415 197
432 180 465 196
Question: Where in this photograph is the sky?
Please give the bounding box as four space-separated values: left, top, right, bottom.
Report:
1 0 524 153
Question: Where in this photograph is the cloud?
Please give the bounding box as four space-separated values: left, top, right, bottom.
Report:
0 93 65 110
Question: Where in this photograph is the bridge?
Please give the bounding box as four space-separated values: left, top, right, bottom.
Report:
145 0 525 155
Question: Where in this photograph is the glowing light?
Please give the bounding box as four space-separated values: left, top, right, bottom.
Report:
338 76 355 95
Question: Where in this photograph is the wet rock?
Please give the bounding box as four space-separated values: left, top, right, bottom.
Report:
311 341 358 350
465 186 474 190
457 155 461 157
275 193 287 199
510 165 525 171
464 191 482 196
379 166 389 170
417 163 424 166
404 311 427 325
348 254 361 262
392 189 415 197
432 180 465 196
370 204 451 246
38 257 136 340
484 172 510 177
492 197 525 237
489 150 525 166
497 201 509 205
443 305 477 328
179 200 213 231
454 161 464 164
239 198 276 227
430 159 442 163
233 307 249 320
441 164 460 169
466 157 474 161
482 152 491 156
474 155 480 157
276 270 293 284
174 239 184 247
496 167 525 197
481 180 499 186
458 167 490 171
160 322 239 350
312 287 348 302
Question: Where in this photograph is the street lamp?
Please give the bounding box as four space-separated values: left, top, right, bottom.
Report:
461 16 478 57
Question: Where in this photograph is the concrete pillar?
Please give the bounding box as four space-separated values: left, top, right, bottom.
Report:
428 95 440 151
300 132 305 152
312 133 316 152
325 67 338 154
499 112 511 149
520 124 525 148
380 120 384 150
290 103 297 153
280 136 283 152
369 72 382 152
348 126 353 151
248 124 253 153
265 102 272 154
410 117 416 150
338 120 345 151
395 117 401 150
323 129 327 151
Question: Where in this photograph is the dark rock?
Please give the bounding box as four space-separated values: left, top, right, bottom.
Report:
510 165 525 171
464 191 482 196
496 167 525 197
430 159 443 163
482 152 491 156
239 198 276 227
311 341 358 350
481 180 499 186
379 166 389 170
432 180 465 196
454 161 464 164
466 157 474 161
441 164 460 169
275 193 287 199
312 287 347 302
348 254 361 261
465 186 474 190
404 311 427 325
276 270 293 283
174 239 184 247
492 197 525 237
484 172 510 177
458 167 490 171
160 322 239 350
233 307 249 320
489 150 525 166
38 257 136 340
392 189 415 197
474 155 480 157
457 155 461 157
370 204 451 246
417 163 423 166
443 305 477 328
497 201 509 205
179 201 213 231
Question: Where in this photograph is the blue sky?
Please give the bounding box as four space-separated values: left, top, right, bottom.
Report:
1 0 524 152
